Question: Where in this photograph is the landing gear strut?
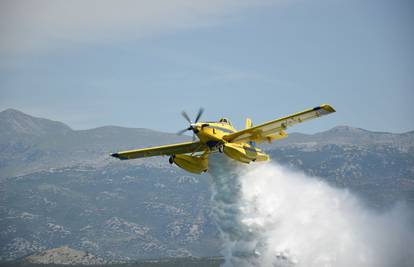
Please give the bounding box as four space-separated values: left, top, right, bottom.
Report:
169 155 175 164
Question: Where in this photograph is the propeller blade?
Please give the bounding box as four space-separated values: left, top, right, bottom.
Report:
181 111 192 124
176 128 189 135
195 107 204 123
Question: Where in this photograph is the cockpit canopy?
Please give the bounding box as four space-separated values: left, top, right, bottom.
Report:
219 118 232 125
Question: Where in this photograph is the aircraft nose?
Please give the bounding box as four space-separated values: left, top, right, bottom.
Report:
193 127 200 133
190 124 201 133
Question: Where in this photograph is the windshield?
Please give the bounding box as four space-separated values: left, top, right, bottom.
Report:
219 118 231 125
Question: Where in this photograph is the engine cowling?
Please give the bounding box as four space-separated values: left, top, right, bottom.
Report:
223 143 269 163
170 154 208 174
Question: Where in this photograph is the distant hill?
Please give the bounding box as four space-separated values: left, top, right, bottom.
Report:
0 108 72 137
0 109 413 263
266 125 414 148
0 109 190 178
264 127 414 209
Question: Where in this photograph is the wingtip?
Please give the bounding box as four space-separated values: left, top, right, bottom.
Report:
111 152 129 160
111 153 120 158
320 104 336 113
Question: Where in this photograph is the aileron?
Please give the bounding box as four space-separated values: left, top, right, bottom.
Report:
111 141 206 160
223 104 335 143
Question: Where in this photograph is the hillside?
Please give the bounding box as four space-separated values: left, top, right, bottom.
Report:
24 246 105 265
0 109 413 262
0 109 190 178
265 132 414 209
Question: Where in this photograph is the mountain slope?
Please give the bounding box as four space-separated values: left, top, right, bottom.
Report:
0 109 190 178
0 109 413 262
24 246 105 265
0 109 72 137
266 125 414 148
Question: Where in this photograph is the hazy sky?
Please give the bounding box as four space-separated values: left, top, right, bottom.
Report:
0 0 413 133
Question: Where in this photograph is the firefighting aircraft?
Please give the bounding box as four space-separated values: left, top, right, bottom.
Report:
111 104 335 174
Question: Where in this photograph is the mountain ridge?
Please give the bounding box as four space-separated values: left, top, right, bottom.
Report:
1 108 413 178
2 108 413 136
0 109 72 137
1 109 413 262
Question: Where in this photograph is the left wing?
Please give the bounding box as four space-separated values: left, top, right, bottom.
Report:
111 141 206 160
223 104 335 143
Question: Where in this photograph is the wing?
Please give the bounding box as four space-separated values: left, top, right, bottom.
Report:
111 141 206 160
224 104 336 143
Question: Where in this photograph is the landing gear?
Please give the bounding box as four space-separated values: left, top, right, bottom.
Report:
218 144 224 153
169 155 175 164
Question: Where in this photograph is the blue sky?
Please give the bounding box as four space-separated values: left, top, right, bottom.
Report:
0 0 413 133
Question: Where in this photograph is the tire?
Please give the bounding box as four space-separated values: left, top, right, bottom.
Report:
218 145 224 153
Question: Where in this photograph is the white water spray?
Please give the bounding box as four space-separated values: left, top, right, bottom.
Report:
208 155 414 267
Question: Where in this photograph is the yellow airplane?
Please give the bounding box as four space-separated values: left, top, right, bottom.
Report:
111 104 335 174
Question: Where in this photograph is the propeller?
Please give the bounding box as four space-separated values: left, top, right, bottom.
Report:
177 108 204 141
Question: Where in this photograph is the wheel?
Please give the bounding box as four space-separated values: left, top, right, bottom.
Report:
218 144 224 153
169 155 174 164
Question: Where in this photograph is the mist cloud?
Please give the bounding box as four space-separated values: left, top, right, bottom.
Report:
208 156 414 267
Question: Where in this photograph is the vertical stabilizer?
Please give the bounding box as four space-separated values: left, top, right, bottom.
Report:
245 118 252 129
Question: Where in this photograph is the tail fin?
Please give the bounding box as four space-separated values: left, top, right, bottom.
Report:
245 118 252 129
245 118 256 146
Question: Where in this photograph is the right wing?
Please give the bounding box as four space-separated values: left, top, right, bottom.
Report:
111 141 206 160
223 104 335 143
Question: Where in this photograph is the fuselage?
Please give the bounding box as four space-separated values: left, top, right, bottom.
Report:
190 120 269 163
193 121 237 148
170 119 269 173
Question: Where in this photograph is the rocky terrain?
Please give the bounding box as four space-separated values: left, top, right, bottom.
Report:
24 246 105 265
0 108 413 263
